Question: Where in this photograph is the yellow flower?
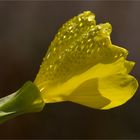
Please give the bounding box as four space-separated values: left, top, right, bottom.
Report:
34 11 138 110
0 10 139 124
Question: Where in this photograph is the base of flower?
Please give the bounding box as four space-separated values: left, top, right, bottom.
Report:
0 81 45 124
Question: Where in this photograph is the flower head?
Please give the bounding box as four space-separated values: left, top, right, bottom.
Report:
34 11 138 109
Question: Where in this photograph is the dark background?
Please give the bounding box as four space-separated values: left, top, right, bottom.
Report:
0 1 140 139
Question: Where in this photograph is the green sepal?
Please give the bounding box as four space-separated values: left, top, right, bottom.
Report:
0 81 45 124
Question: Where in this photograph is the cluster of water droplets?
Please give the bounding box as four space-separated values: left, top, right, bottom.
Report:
34 11 127 89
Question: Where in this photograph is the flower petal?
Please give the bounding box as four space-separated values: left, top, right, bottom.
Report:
98 73 138 109
42 57 137 107
65 78 111 109
67 73 138 109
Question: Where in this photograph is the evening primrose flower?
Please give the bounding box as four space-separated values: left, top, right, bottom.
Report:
0 11 138 123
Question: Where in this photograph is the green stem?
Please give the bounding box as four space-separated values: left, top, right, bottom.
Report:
0 81 45 124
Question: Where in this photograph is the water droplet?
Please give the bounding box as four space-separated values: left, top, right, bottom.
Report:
65 49 68 52
78 17 81 21
75 46 79 50
53 47 56 52
87 49 90 53
74 33 77 37
68 36 72 40
70 30 74 33
120 53 123 57
88 15 95 21
88 39 91 42
89 44 93 48
49 65 53 68
79 23 83 27
40 87 44 92
97 25 102 29
69 26 72 30
59 56 62 59
97 48 100 52
81 40 84 44
46 52 51 59
54 65 57 71
102 42 105 45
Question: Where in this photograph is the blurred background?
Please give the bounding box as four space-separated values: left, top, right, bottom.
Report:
0 1 140 139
